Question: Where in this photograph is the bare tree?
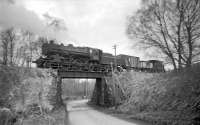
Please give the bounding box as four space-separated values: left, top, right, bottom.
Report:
8 30 48 67
0 28 16 66
127 0 200 70
33 36 48 57
180 0 200 67
23 31 34 68
21 32 48 67
19 30 44 68
0 33 9 65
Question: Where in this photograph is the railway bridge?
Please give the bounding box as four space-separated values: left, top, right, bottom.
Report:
55 69 112 106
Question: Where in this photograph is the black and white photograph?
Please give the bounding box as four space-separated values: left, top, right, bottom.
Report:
0 0 200 125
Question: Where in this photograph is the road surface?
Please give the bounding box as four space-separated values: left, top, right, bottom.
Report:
64 99 150 125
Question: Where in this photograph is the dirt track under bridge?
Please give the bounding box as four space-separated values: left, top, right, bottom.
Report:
64 99 151 125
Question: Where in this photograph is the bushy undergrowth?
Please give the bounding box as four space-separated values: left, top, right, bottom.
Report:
105 71 156 106
109 64 200 124
0 66 20 107
0 66 57 124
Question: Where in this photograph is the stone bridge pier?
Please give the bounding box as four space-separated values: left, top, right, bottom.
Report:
92 77 114 106
91 78 107 105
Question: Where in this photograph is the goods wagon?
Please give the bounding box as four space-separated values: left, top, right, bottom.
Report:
139 60 164 72
101 53 115 65
117 54 139 69
101 54 140 70
147 60 165 72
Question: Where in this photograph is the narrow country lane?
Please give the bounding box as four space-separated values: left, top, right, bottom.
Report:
64 100 151 125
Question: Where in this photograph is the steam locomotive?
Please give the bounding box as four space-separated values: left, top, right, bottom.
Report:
34 40 164 72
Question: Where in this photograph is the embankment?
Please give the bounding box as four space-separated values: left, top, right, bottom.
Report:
106 64 200 125
0 66 66 125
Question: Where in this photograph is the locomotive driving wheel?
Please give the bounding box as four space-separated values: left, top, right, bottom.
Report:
89 64 100 72
80 64 89 72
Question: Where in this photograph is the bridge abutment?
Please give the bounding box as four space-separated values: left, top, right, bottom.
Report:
55 76 65 108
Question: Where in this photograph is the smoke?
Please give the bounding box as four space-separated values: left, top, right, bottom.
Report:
43 13 67 31
0 0 15 4
0 1 46 34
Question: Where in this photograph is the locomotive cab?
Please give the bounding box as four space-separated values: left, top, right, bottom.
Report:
89 48 102 63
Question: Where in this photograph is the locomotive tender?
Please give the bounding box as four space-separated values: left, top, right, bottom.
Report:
34 40 164 72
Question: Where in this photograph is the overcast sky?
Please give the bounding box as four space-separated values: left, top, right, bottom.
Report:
0 0 147 58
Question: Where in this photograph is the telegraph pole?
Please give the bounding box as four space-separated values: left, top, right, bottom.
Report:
113 44 117 68
113 44 117 108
